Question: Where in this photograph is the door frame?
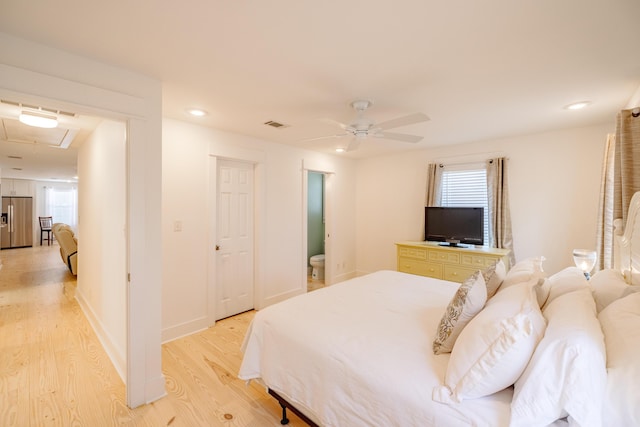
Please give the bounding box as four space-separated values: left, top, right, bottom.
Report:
0 60 164 407
302 164 334 288
213 158 255 321
208 150 266 324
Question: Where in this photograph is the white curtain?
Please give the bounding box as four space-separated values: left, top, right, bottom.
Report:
43 185 78 231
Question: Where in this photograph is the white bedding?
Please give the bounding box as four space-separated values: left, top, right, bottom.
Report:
239 270 513 427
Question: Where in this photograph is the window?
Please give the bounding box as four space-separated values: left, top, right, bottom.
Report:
440 165 489 246
43 185 78 230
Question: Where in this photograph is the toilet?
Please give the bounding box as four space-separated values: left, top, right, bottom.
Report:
310 254 325 281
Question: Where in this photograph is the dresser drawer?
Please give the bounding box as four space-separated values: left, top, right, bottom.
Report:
443 265 477 283
398 257 443 279
460 254 499 269
398 246 428 260
428 250 460 264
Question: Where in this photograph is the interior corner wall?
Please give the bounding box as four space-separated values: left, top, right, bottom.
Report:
161 118 357 342
355 123 612 276
76 120 127 378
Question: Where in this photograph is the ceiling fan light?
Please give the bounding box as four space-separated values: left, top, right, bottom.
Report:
19 111 58 128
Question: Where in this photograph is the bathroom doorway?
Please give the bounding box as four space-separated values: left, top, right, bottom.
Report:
307 171 325 291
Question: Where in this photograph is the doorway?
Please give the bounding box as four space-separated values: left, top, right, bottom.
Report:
307 172 325 291
303 169 333 291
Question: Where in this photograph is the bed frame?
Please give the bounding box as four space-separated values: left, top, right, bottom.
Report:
268 388 319 426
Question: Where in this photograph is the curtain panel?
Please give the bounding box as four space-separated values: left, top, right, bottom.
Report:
425 163 442 207
596 134 617 270
597 109 640 270
486 157 515 265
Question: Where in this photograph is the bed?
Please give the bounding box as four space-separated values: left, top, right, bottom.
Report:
239 194 640 427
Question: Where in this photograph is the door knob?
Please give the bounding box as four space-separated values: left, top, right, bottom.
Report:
215 245 220 251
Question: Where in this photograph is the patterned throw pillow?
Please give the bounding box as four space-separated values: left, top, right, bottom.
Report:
482 259 507 299
433 271 487 355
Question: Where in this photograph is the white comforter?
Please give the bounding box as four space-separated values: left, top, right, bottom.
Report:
239 270 513 427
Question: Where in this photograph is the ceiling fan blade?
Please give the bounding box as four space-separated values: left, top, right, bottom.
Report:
320 118 350 130
376 112 429 130
302 133 349 142
375 131 424 143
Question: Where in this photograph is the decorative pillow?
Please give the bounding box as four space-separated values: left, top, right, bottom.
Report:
482 259 507 298
433 271 487 355
590 269 630 312
543 267 589 308
500 256 546 290
432 281 546 404
511 287 606 427
598 292 640 426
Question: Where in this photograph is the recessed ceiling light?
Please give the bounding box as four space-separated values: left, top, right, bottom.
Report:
335 147 345 153
186 108 207 117
565 101 591 110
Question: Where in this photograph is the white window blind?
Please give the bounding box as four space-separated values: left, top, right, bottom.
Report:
440 166 489 245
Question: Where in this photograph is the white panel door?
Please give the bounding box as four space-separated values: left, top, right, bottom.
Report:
216 159 254 320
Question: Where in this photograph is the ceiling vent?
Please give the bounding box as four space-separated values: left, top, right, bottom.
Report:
1 99 76 117
264 120 288 129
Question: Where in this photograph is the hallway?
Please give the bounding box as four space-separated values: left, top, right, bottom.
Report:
0 245 302 426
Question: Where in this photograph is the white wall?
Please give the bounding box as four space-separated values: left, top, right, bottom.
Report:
162 118 357 341
356 123 612 275
76 120 127 376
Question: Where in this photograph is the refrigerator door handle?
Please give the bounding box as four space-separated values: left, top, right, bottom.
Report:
8 204 13 233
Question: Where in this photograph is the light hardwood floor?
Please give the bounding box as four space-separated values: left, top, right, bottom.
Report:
0 245 304 426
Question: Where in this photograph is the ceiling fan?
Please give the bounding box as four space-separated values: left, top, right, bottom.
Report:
308 100 430 151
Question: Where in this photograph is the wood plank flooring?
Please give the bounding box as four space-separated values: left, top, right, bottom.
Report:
0 245 304 426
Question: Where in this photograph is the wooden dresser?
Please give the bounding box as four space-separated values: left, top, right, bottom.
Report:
396 241 511 283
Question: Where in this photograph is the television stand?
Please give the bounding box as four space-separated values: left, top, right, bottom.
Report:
395 241 511 283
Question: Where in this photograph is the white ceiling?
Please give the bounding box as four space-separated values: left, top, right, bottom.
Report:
0 0 639 176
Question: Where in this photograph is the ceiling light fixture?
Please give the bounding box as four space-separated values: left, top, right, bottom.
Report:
186 108 207 117
565 101 591 110
18 111 58 128
335 147 345 153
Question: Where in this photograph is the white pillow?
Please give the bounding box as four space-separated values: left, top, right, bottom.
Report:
598 292 640 426
543 267 589 309
482 258 507 298
511 287 606 427
433 271 487 354
500 257 546 290
590 268 630 312
432 281 546 404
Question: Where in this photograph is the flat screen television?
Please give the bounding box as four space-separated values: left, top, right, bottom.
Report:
424 206 484 246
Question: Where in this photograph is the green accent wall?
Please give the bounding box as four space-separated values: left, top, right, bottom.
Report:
307 172 325 265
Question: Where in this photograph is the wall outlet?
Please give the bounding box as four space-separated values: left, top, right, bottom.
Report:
173 220 182 232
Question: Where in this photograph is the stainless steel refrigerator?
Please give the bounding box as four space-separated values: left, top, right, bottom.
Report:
1 196 33 249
